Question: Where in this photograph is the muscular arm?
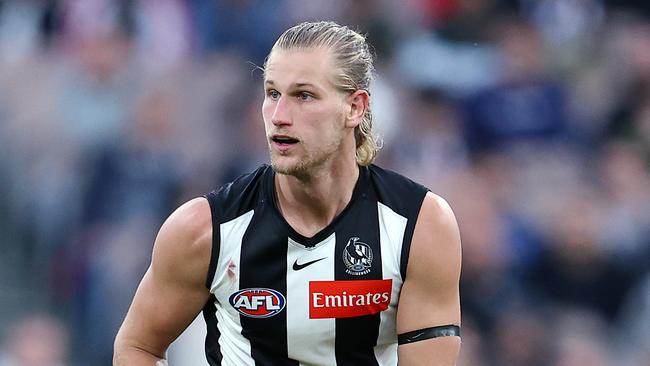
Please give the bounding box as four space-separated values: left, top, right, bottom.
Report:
397 193 462 366
113 198 213 365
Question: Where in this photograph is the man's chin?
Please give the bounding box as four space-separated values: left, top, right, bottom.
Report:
270 157 309 177
271 162 301 176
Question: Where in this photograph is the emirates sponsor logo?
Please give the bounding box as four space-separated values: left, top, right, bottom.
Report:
309 279 392 319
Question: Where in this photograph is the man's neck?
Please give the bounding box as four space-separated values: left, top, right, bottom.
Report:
275 159 360 238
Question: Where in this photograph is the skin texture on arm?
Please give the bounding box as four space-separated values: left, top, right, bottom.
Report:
113 198 213 365
397 192 462 366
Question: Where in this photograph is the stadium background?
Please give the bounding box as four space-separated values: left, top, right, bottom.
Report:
0 0 649 365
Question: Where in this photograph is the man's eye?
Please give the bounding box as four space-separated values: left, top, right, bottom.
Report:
267 90 280 99
298 92 313 101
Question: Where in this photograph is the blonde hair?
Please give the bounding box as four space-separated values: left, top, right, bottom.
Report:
265 21 380 166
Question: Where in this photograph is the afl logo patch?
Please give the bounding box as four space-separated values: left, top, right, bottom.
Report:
343 237 373 275
229 288 286 318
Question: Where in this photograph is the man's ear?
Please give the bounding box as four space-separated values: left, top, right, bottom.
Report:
345 89 369 128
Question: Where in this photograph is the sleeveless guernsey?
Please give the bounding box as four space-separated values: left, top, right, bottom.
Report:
202 164 428 366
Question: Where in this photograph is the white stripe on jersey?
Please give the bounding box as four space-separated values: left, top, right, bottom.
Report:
210 210 256 366
375 202 408 365
286 234 337 366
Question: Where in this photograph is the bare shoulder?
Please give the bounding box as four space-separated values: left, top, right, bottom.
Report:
418 192 458 232
114 198 213 362
410 192 462 270
152 197 212 285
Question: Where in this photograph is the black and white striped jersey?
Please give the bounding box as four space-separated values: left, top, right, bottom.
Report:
202 164 428 366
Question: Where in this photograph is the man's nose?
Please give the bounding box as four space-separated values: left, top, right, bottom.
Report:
272 96 292 126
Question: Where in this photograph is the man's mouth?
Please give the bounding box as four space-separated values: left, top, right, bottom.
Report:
271 135 299 145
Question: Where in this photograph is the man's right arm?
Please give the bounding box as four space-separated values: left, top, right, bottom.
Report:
113 198 213 365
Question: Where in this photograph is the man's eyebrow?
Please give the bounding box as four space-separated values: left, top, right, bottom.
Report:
264 80 319 89
294 82 317 88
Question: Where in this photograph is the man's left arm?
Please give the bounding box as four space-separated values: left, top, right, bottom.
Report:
397 192 462 366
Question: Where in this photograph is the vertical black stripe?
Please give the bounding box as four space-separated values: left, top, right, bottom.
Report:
238 208 299 366
399 216 418 280
203 193 222 365
399 193 427 280
334 196 382 366
202 295 222 366
204 192 221 289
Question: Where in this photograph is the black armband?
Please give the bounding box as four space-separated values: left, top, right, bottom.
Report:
397 325 460 345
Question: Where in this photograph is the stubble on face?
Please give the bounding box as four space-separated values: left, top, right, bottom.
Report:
269 131 344 178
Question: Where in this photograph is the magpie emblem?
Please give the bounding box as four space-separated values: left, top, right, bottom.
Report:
343 237 373 275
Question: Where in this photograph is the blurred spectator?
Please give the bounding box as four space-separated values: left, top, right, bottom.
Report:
551 309 613 366
53 86 184 363
0 314 69 366
81 86 183 225
491 307 553 366
523 0 605 71
208 74 269 184
132 0 193 75
0 0 45 64
440 169 523 332
283 0 346 25
58 0 135 49
190 0 287 64
428 0 513 43
618 273 650 366
597 141 650 273
395 0 503 94
526 187 635 322
395 29 499 95
605 0 650 18
462 17 571 154
605 19 650 144
8 27 135 284
81 218 159 365
525 0 605 47
471 152 543 272
389 88 468 183
58 29 134 151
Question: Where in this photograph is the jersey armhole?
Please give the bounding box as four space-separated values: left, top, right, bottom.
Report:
204 192 221 290
399 189 429 280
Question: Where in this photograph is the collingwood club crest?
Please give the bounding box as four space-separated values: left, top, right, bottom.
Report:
343 237 373 275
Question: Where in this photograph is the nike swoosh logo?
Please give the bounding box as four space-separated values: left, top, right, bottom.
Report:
292 257 326 271
410 332 425 339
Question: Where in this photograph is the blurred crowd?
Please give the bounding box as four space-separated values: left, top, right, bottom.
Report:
0 0 649 365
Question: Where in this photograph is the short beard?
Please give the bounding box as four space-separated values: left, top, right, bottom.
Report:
269 139 340 179
270 155 311 178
